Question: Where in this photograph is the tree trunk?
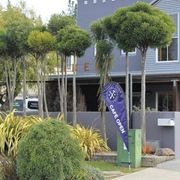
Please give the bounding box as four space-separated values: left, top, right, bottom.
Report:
22 58 27 116
7 62 13 110
57 53 63 114
11 58 17 109
101 98 107 141
5 61 11 110
43 58 49 118
101 57 109 142
64 56 67 122
36 58 43 117
73 54 77 126
125 52 129 129
61 55 65 119
40 58 44 118
141 50 147 146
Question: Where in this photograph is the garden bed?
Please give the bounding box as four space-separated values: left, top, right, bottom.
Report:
141 155 175 167
92 152 175 167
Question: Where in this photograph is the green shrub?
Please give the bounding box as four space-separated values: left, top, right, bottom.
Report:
16 120 84 180
71 124 110 160
73 165 104 180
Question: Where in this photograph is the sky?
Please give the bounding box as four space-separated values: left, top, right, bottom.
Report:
0 0 69 23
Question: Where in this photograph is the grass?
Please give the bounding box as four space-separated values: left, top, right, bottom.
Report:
85 160 144 173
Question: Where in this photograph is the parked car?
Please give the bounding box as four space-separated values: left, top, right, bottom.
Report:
13 97 38 112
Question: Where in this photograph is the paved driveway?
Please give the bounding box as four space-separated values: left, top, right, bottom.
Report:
113 159 180 180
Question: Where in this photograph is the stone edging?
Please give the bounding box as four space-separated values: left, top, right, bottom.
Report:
141 155 175 167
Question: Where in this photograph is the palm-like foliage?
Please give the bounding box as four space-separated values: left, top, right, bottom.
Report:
0 111 43 158
71 124 110 160
96 40 113 91
91 20 114 141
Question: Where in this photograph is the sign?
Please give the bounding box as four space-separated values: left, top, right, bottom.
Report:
102 82 129 151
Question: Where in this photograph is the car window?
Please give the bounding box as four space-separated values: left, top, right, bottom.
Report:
13 100 23 111
27 101 38 110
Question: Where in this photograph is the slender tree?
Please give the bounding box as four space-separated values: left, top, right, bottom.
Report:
110 2 175 145
48 14 76 121
91 20 113 141
103 7 135 129
67 0 77 18
28 30 56 117
1 5 33 112
57 25 91 125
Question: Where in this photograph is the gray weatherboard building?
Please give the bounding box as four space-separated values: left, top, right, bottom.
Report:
70 0 180 112
47 0 180 155
48 0 180 112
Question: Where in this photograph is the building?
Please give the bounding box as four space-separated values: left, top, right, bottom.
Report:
49 0 180 112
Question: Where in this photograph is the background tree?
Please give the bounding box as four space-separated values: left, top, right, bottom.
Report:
28 30 56 117
112 2 175 145
1 5 33 111
48 14 76 121
57 25 91 125
67 0 77 19
0 27 8 109
91 20 113 141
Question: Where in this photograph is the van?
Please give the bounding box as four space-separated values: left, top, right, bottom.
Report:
13 97 38 112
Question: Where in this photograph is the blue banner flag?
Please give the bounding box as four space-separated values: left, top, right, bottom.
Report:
102 82 129 151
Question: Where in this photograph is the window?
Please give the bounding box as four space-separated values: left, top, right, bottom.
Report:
132 92 141 109
84 0 88 5
157 14 179 62
13 100 23 111
156 92 173 111
66 56 72 70
27 101 38 110
121 48 136 55
102 0 106 2
93 0 97 3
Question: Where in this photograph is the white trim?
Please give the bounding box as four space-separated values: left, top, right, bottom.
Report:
121 49 136 56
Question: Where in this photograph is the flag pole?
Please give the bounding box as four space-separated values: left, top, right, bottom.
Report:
128 151 131 170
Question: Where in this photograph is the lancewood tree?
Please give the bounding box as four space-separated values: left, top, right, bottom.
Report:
57 25 91 126
28 30 56 117
111 2 175 146
48 14 76 121
103 8 134 129
91 20 113 141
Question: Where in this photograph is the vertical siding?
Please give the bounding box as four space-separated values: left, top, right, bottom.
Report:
146 0 180 75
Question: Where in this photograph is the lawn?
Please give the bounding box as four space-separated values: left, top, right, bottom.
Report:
85 160 144 173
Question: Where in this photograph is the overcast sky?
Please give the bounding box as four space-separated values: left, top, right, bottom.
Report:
0 0 69 23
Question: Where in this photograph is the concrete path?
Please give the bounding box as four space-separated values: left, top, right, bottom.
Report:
113 168 180 180
157 158 180 171
112 158 180 180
